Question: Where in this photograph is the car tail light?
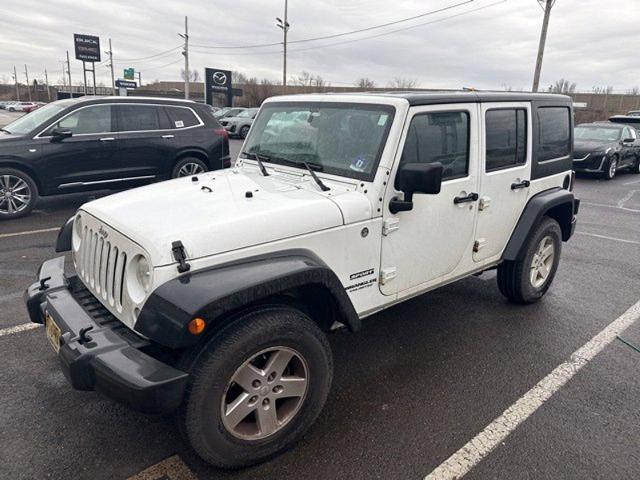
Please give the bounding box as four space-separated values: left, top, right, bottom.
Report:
215 128 228 140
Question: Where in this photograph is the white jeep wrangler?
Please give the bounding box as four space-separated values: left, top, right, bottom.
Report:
26 92 579 468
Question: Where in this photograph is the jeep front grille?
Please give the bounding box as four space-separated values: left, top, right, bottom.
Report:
78 226 128 311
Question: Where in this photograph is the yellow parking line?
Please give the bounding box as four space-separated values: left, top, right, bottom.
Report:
0 227 59 239
127 455 197 480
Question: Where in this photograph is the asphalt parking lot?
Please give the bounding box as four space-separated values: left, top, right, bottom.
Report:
1 133 640 478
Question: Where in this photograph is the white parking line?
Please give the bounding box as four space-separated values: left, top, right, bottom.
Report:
623 179 640 186
0 227 59 239
576 231 640 246
581 201 640 213
424 299 640 480
0 323 40 337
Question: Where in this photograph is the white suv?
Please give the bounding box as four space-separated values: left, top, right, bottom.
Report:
26 91 579 468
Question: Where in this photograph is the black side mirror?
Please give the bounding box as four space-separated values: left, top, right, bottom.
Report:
623 138 635 143
389 162 443 214
50 128 72 142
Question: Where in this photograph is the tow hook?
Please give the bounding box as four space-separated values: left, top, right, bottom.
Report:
38 276 51 291
78 326 94 345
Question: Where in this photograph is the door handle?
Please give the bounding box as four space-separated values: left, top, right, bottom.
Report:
161 134 175 139
511 179 530 190
99 137 115 142
453 192 479 204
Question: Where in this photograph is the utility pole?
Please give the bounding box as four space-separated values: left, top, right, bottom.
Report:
106 38 116 95
12 65 20 101
137 71 142 87
61 61 67 90
532 0 555 93
66 50 73 97
179 16 189 99
24 64 32 101
276 1 290 94
44 69 51 101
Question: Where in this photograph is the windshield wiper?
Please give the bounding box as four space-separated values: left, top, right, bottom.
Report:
302 162 330 192
241 151 269 176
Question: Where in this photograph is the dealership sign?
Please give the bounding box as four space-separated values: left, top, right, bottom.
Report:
74 34 101 62
115 79 137 89
205 67 233 107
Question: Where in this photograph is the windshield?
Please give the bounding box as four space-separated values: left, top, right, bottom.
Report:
241 102 395 181
213 107 231 118
237 109 257 118
575 126 621 142
3 102 67 135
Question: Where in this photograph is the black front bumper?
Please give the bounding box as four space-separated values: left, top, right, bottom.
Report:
24 257 188 415
572 153 606 173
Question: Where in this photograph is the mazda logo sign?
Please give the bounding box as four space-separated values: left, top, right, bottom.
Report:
212 72 227 86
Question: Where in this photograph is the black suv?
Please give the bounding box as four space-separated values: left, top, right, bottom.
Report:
0 96 230 219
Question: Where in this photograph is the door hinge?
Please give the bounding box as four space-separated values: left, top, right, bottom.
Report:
479 196 491 211
382 218 400 236
171 240 191 274
473 239 487 253
380 267 397 285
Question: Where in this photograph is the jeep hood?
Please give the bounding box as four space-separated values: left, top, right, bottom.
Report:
81 168 368 266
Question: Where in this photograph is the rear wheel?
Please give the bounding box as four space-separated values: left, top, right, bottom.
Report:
603 155 618 180
0 169 38 220
178 307 333 468
239 125 250 139
172 157 208 178
497 216 562 304
630 156 640 174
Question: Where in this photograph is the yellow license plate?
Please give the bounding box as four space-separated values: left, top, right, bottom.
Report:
45 312 61 353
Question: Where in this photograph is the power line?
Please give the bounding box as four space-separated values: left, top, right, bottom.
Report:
116 45 182 62
190 0 506 57
191 0 473 50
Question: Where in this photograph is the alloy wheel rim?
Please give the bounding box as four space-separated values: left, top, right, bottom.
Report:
178 162 205 177
0 174 31 215
609 159 617 178
530 235 555 288
221 346 309 441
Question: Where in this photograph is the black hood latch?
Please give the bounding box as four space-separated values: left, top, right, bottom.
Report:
171 241 191 274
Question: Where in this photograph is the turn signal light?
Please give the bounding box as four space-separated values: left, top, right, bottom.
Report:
188 317 206 335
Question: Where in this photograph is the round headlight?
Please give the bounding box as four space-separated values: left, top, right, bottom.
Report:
72 214 83 252
136 255 152 292
126 254 153 304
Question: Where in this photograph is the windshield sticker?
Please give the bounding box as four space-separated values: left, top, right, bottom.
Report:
175 120 184 128
378 114 388 126
350 155 370 172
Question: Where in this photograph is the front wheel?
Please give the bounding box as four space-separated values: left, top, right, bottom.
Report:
0 169 38 220
178 307 333 468
603 155 618 180
239 125 250 139
497 216 562 304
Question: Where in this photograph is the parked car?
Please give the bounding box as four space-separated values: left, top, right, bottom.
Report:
0 96 230 219
627 110 640 117
8 102 37 112
213 107 246 119
609 114 640 135
26 91 579 468
573 122 640 178
219 108 259 138
23 102 46 113
0 101 16 110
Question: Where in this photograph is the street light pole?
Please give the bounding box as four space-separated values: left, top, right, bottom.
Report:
276 1 290 94
24 64 32 101
12 65 20 101
44 69 51 101
532 0 555 93
66 50 73 97
107 38 116 95
179 16 189 99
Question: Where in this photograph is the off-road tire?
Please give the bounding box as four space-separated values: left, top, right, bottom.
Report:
497 216 562 304
0 168 38 220
171 157 208 178
177 307 333 469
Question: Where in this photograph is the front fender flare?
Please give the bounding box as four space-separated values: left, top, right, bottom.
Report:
135 250 360 349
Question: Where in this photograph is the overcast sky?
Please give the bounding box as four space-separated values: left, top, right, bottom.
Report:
0 0 638 92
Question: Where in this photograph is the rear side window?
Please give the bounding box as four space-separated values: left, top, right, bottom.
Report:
166 106 200 129
117 105 164 132
538 107 571 161
485 109 527 171
401 111 469 181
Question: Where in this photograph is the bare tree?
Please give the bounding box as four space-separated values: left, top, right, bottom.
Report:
356 77 376 89
549 78 576 94
291 71 327 88
592 85 613 94
387 77 418 89
626 86 640 95
180 68 200 82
